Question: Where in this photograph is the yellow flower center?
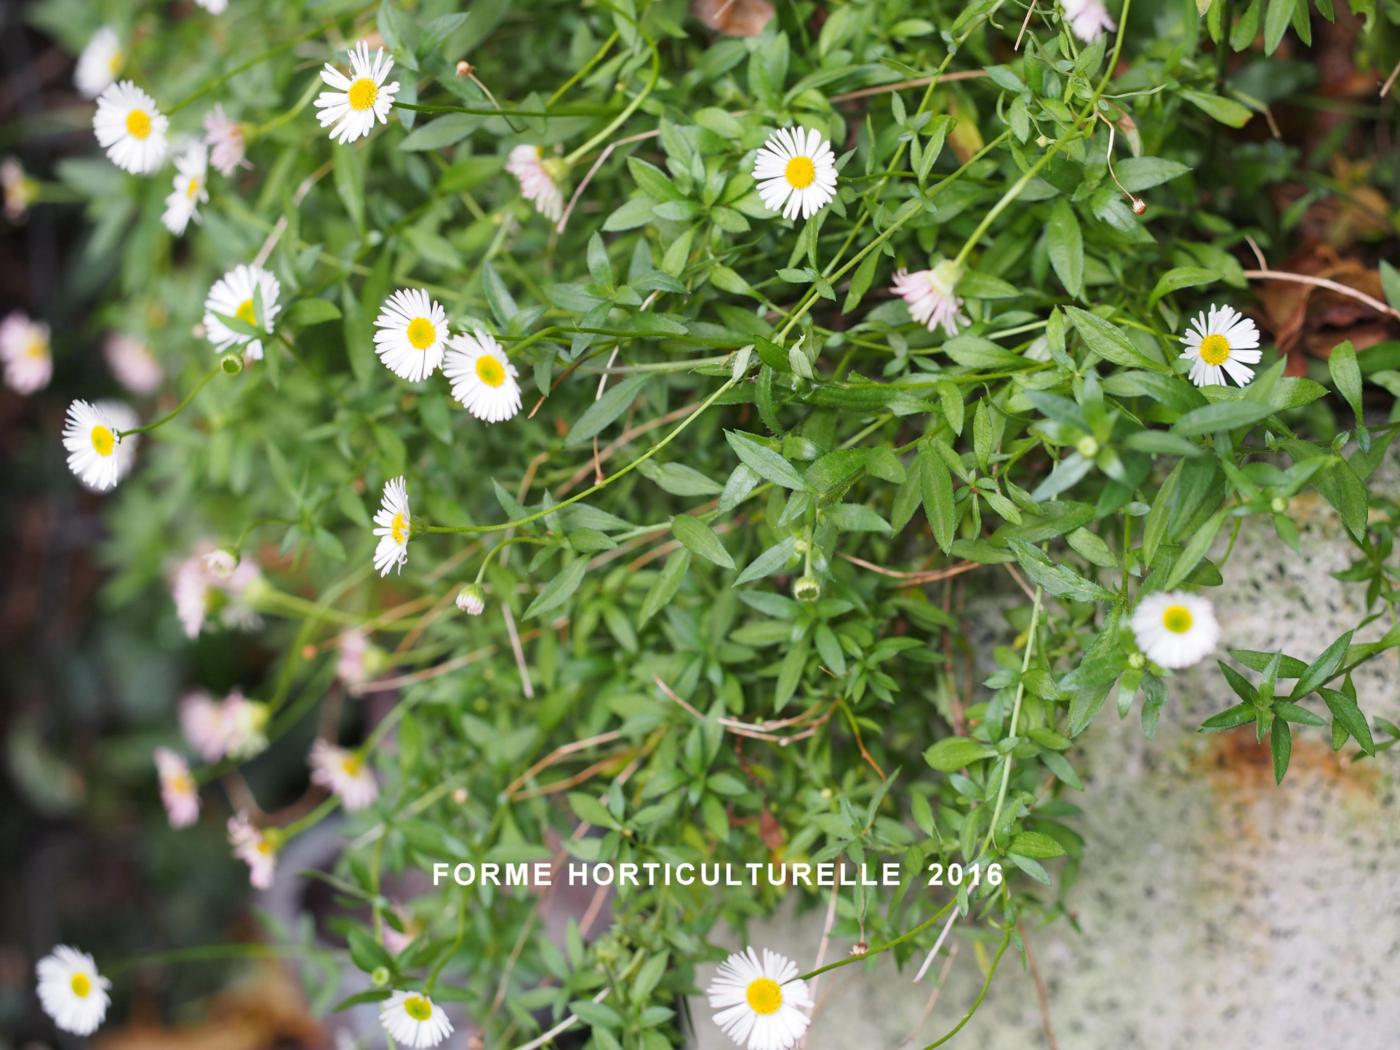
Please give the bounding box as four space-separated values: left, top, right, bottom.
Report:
91 425 115 457
406 317 436 350
71 973 92 998
25 337 47 360
347 77 379 111
235 298 258 327
109 51 124 75
403 995 433 1022
1161 605 1193 634
255 838 274 856
186 177 201 199
341 754 363 776
475 354 506 388
170 771 194 796
1198 333 1230 366
126 108 152 140
784 155 816 189
391 511 408 545
746 977 783 1015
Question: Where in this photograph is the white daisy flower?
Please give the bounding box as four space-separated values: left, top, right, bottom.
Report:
36 946 111 1036
74 27 123 99
154 747 200 828
63 399 138 491
203 263 281 361
103 333 162 395
443 329 522 423
203 104 248 176
310 740 379 811
1179 304 1263 388
1130 591 1220 669
222 691 269 759
3 156 38 221
373 289 448 382
455 582 485 616
505 145 565 221
373 476 411 576
228 811 277 889
891 260 968 337
315 41 399 145
379 990 453 1049
752 127 838 222
195 0 229 13
707 946 813 1050
179 690 227 761
1 311 53 394
93 80 168 174
162 142 208 236
1061 0 1117 41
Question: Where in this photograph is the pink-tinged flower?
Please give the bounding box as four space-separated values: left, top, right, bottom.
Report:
228 812 277 889
2 157 37 222
1062 0 1116 42
221 690 269 759
103 333 162 395
337 628 370 687
0 311 52 394
170 544 263 638
179 691 227 762
891 260 968 337
505 145 564 221
154 747 200 828
310 740 379 811
203 104 249 176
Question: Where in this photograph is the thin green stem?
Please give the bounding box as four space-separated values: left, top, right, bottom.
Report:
548 30 619 108
795 900 956 982
118 364 223 437
562 8 660 167
979 587 1044 855
918 925 1014 1049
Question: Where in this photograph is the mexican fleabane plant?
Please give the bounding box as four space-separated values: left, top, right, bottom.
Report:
15 0 1400 1046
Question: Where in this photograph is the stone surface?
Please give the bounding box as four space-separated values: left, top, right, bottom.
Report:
691 454 1400 1050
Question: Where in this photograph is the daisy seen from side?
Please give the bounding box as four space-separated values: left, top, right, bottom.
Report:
75 27 123 99
505 145 565 221
228 811 277 889
891 259 968 337
162 142 208 235
310 740 379 811
373 476 411 576
154 747 200 828
1061 0 1116 41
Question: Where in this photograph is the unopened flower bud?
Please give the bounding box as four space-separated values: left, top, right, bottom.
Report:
219 351 243 375
204 548 238 580
371 966 391 987
794 575 822 602
456 583 486 616
1132 198 1147 216
1076 435 1100 458
455 60 474 77
1128 651 1146 670
1270 496 1287 514
850 942 869 956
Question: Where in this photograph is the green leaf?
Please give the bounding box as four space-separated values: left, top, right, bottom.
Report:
1327 341 1363 425
565 375 647 447
1182 89 1253 127
1148 267 1218 308
1008 539 1115 602
1320 687 1375 755
923 737 996 772
523 557 589 620
1270 716 1292 783
671 515 734 569
399 113 480 151
1046 199 1083 297
725 430 806 490
1289 630 1352 699
1065 307 1166 372
1200 703 1257 731
1115 157 1191 192
284 298 342 326
1172 400 1275 436
640 550 690 624
1009 831 1066 859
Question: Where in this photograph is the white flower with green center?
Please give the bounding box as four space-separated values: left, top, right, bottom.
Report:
1130 590 1220 669
374 289 449 382
93 80 168 174
707 946 813 1050
752 127 838 221
154 747 200 828
373 476 412 576
1180 304 1262 387
63 399 137 491
162 142 208 236
36 946 111 1036
1 310 52 394
75 27 123 99
315 41 399 145
379 990 453 1048
443 328 522 423
891 259 968 336
203 263 281 361
310 739 379 811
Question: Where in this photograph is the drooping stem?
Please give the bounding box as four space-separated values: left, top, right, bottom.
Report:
118 363 225 437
